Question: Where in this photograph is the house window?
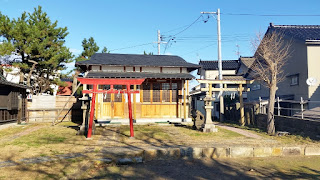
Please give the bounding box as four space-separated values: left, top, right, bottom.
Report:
162 83 170 102
153 83 161 102
290 75 299 86
252 84 261 91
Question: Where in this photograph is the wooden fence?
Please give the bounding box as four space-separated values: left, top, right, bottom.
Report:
27 95 82 123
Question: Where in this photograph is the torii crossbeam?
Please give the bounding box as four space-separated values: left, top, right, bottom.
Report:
78 78 145 138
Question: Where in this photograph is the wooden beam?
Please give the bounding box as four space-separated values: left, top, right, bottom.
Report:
78 78 145 85
201 87 250 92
197 79 254 84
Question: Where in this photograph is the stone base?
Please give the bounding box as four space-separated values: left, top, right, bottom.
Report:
202 124 218 133
77 121 96 135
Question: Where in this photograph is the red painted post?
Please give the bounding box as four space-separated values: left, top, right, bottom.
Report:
87 85 97 139
127 84 134 137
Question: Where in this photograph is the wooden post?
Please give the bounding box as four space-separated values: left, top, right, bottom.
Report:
133 85 137 120
150 82 153 103
140 84 143 103
183 80 187 120
239 84 245 126
169 80 172 103
87 85 97 139
111 85 114 119
127 85 134 137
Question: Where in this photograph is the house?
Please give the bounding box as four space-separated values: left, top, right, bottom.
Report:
245 24 320 114
75 53 199 123
0 74 28 123
198 60 240 80
56 78 73 96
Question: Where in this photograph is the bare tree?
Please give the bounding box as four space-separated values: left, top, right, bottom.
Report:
251 31 291 135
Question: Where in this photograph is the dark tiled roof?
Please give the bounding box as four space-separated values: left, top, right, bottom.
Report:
199 60 239 70
268 24 320 41
0 79 29 89
86 72 194 80
239 57 255 69
222 75 252 81
76 53 199 69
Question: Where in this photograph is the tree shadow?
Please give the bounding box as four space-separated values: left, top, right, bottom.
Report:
1 124 320 179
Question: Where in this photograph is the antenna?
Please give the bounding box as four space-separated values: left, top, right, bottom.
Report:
235 44 240 58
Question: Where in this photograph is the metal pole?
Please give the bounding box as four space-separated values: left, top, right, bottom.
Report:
217 8 222 81
300 97 304 119
277 96 280 116
201 8 224 122
259 97 262 114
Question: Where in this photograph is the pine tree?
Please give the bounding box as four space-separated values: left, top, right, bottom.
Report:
76 37 99 62
0 6 73 93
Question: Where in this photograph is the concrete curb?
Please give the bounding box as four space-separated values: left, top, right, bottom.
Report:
95 146 320 165
1 146 320 168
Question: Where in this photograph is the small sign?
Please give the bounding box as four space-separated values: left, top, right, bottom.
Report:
27 94 32 100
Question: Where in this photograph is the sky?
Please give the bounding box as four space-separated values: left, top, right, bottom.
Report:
1 0 320 87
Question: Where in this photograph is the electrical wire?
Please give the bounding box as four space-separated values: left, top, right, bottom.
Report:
163 15 207 54
109 42 154 52
182 43 216 56
222 13 320 17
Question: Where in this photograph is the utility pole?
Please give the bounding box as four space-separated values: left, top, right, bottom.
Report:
201 8 224 122
154 30 167 55
157 30 161 55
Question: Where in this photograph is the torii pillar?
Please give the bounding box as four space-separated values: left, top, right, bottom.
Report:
78 78 145 139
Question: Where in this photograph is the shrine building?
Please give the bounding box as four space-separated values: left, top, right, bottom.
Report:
75 53 199 123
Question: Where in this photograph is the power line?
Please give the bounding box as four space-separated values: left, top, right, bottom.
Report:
109 42 154 52
222 13 320 17
182 43 216 56
163 15 207 54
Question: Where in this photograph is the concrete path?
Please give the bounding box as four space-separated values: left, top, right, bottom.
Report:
0 122 17 130
0 125 45 143
214 123 264 139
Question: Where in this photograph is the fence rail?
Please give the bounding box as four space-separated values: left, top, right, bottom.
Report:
27 108 73 123
258 96 320 120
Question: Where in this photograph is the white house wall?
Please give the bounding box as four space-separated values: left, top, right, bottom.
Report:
247 39 309 102
307 44 320 108
95 65 188 74
101 66 124 72
205 70 236 79
142 67 160 73
163 67 180 73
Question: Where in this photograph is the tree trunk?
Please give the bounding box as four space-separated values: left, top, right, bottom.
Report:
267 81 277 135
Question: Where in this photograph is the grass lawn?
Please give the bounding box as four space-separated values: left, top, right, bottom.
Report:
0 122 320 179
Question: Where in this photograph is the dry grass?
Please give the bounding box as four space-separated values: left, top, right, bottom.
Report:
222 122 320 146
0 122 320 179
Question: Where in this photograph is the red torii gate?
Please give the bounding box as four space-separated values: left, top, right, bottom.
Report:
77 78 145 139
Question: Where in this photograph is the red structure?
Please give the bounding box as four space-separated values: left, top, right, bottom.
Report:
77 78 145 138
